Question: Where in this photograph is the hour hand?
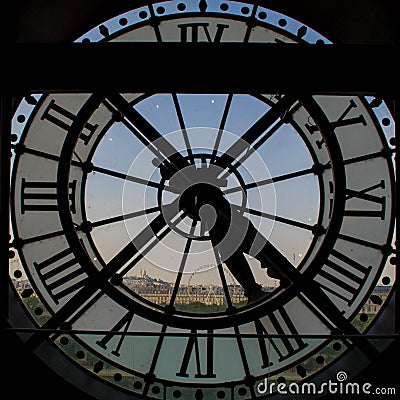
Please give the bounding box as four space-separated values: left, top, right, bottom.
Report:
255 241 293 288
239 219 293 287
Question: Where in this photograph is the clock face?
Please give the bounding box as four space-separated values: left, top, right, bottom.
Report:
9 1 396 399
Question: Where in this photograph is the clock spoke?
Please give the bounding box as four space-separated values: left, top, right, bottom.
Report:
204 201 241 310
88 206 160 229
172 93 194 164
168 220 197 309
223 166 316 195
105 93 190 171
209 235 235 309
91 164 169 191
11 229 66 247
215 95 297 172
211 93 233 163
11 144 82 167
235 204 320 233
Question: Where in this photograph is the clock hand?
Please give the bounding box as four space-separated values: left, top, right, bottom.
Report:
106 212 170 278
215 94 297 171
201 189 268 303
105 93 190 172
205 191 381 360
222 251 266 304
243 225 381 360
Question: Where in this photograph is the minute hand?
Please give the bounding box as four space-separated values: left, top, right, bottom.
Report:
253 237 381 360
106 93 189 170
216 95 297 170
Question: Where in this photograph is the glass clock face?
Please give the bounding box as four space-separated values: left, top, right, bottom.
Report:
9 1 396 399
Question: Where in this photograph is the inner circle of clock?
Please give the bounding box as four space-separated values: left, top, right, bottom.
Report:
86 99 323 318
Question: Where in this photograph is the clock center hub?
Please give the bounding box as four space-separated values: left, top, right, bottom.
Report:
179 182 223 221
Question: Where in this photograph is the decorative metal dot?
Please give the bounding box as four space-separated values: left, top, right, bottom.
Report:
297 365 307 377
152 386 161 394
9 250 16 259
173 389 182 398
389 137 396 146
195 389 204 400
316 39 325 44
382 276 391 285
316 355 325 364
258 11 267 19
332 342 342 351
369 98 382 107
217 390 226 399
370 294 383 305
241 6 250 15
93 361 104 373
34 307 43 315
278 18 287 27
21 288 33 298
60 336 69 345
177 3 186 11
13 270 22 279
82 38 91 43
17 115 26 123
11 133 18 142
119 18 128 26
382 117 391 126
220 3 229 11
360 313 369 322
139 10 148 19
25 95 37 106
238 387 247 396
76 350 85 359
277 376 286 384
390 256 396 265
156 6 165 14
134 381 143 390
114 373 122 381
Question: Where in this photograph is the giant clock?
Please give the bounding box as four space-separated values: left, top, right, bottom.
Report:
8 1 396 399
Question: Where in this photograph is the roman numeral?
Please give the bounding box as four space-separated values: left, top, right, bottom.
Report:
305 99 367 134
33 247 88 304
176 329 216 378
178 23 229 42
21 179 77 214
255 307 308 367
41 99 99 144
316 249 372 306
96 311 134 356
345 180 386 219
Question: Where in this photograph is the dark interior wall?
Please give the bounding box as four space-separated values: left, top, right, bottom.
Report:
14 0 398 44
